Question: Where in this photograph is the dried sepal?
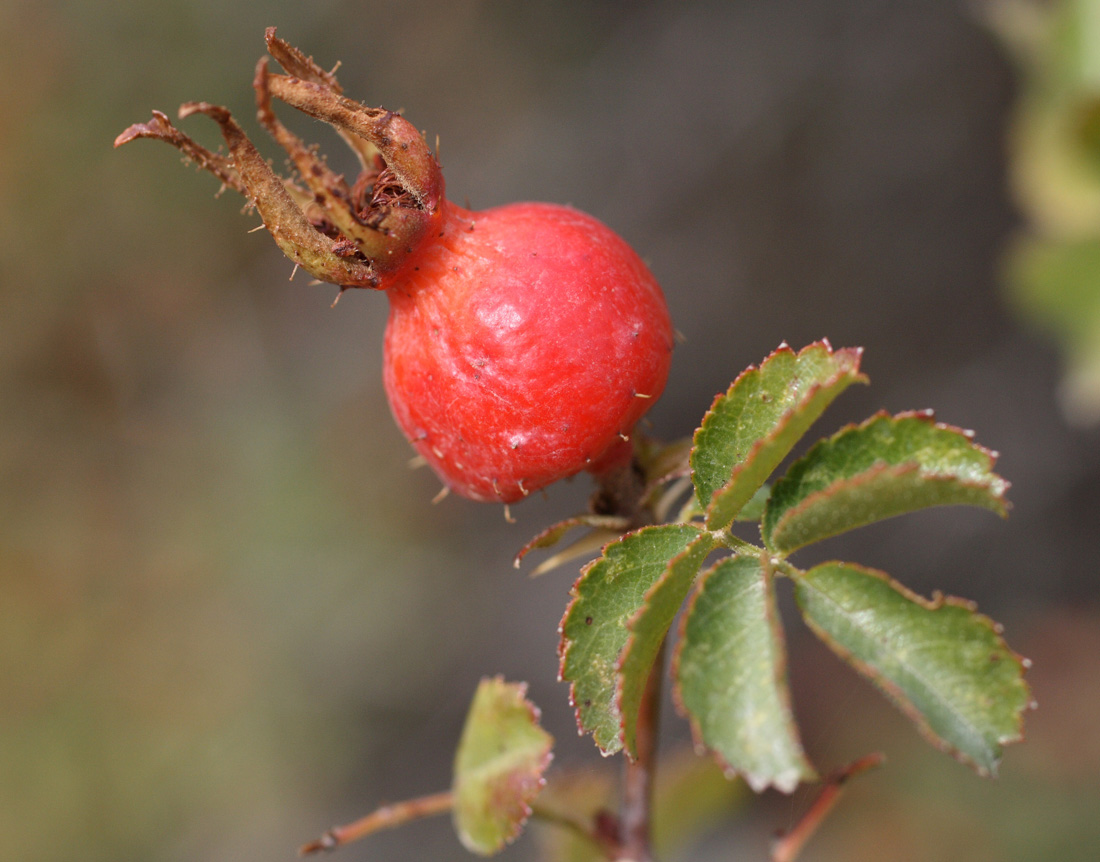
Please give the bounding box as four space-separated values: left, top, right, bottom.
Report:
253 57 391 261
113 110 246 195
262 27 377 170
178 101 383 288
262 73 441 211
115 30 445 287
264 26 343 93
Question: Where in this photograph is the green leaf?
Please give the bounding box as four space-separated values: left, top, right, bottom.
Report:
691 341 866 530
452 677 554 855
762 411 1010 553
618 531 719 757
734 483 771 523
559 524 705 755
793 562 1031 776
673 555 816 793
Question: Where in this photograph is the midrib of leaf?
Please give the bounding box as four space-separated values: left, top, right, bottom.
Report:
460 748 545 785
763 411 1009 552
673 555 815 792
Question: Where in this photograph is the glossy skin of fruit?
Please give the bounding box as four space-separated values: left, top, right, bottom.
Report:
115 30 673 503
384 201 672 502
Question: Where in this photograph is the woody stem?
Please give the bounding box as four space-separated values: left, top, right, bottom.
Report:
618 639 664 862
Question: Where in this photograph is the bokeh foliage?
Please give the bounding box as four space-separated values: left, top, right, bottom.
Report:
997 0 1100 424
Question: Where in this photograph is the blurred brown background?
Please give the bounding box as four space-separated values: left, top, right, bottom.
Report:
2 1 1098 860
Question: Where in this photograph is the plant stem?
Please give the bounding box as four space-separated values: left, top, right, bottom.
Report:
722 533 763 555
592 445 664 862
770 753 884 862
618 639 665 862
298 790 454 855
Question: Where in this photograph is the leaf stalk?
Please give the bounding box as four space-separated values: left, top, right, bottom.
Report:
298 790 454 855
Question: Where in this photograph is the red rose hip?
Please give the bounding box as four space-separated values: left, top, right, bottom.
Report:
115 30 673 503
385 201 671 501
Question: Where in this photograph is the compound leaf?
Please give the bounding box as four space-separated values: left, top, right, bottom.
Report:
794 562 1031 776
763 411 1009 553
673 555 816 793
691 341 866 530
560 524 706 754
453 677 553 855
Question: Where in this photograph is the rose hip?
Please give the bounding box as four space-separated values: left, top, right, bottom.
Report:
115 29 673 503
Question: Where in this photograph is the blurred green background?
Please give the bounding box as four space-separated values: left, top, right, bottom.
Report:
2 1 1098 860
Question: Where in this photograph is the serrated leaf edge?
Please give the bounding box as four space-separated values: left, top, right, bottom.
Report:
764 409 1011 552
556 524 703 753
793 562 1031 776
670 554 816 793
692 340 867 527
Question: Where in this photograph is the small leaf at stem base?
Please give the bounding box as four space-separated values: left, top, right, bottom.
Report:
453 677 554 855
